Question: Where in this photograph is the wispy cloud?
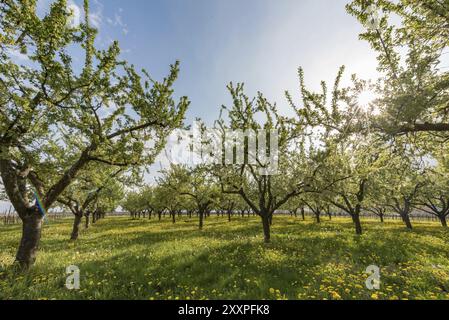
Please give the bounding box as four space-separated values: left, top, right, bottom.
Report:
89 0 104 29
107 7 129 35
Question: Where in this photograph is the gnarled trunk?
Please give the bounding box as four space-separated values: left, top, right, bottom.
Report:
15 212 43 269
401 213 413 230
71 214 83 240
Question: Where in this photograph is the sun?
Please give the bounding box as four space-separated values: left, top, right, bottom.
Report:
357 90 380 114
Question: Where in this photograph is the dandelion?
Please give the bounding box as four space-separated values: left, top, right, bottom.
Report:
331 291 341 300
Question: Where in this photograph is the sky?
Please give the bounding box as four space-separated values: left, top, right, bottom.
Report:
1 0 380 212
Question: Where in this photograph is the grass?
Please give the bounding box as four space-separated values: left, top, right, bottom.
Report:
1 215 449 300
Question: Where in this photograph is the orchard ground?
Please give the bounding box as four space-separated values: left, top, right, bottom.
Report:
1 216 448 300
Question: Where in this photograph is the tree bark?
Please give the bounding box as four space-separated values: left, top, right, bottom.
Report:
261 214 271 243
199 210 204 230
352 214 363 235
379 214 384 223
71 214 83 240
301 208 305 221
85 213 90 229
15 212 43 269
401 213 413 230
439 215 447 227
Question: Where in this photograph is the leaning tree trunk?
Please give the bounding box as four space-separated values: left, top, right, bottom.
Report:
261 214 271 243
15 211 43 269
401 213 413 230
71 214 83 240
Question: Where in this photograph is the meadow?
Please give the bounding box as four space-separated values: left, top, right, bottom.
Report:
1 216 449 300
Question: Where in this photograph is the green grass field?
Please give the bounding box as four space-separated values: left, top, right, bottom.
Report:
1 216 449 300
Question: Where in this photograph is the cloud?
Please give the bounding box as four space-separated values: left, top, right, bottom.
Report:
89 0 104 28
107 8 129 35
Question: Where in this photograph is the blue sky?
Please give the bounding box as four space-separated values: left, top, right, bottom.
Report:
44 0 379 123
1 0 379 211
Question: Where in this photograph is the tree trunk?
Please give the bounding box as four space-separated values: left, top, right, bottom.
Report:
92 211 97 224
71 214 83 240
172 211 176 224
380 214 384 223
85 214 90 229
439 215 448 227
301 208 305 221
315 213 321 224
352 214 362 235
199 210 204 230
401 213 413 230
228 211 231 222
261 214 271 243
15 213 43 269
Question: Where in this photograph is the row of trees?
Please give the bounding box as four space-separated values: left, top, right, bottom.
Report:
1 0 448 269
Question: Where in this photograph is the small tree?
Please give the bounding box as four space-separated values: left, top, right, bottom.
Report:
58 167 123 239
214 83 323 243
160 164 219 230
416 168 449 227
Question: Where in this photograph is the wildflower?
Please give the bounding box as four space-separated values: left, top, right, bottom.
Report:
331 291 341 300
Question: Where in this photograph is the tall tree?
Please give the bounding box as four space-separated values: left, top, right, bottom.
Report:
0 0 188 268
